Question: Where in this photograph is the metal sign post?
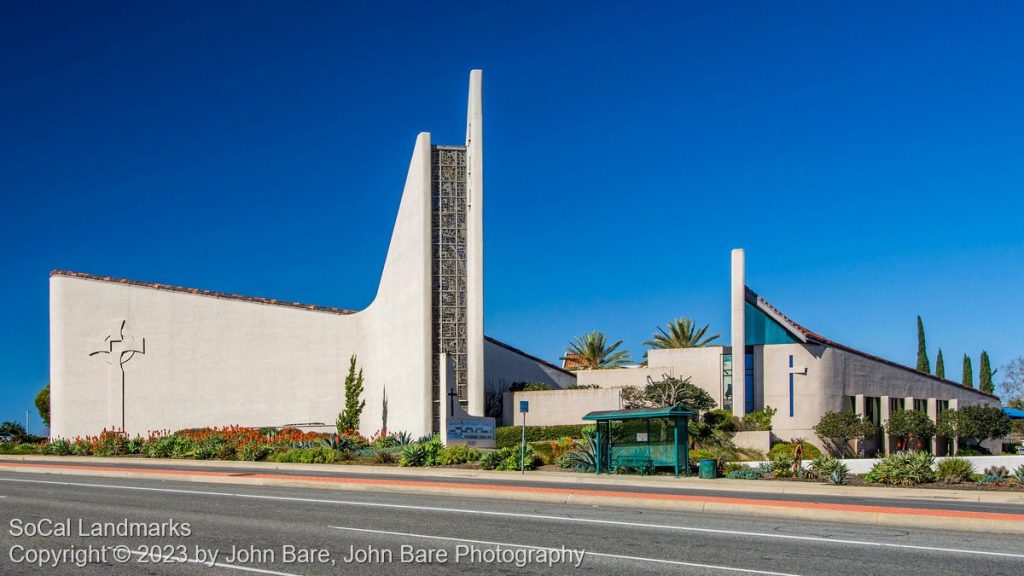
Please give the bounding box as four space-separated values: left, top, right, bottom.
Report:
519 400 529 474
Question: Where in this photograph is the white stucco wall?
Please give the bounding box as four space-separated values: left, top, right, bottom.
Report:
573 347 726 406
51 133 436 439
501 388 622 426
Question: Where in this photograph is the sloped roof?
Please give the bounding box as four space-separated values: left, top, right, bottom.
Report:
745 286 1000 401
485 336 575 376
51 270 358 315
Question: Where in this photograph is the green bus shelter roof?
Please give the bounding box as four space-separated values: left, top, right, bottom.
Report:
582 406 695 421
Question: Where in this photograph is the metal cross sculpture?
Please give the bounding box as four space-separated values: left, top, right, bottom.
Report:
89 320 145 432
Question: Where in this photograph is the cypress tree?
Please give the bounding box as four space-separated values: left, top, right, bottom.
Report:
962 354 973 388
935 349 945 379
336 355 366 433
916 316 930 373
980 351 994 394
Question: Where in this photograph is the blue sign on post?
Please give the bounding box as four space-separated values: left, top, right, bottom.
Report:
520 400 529 413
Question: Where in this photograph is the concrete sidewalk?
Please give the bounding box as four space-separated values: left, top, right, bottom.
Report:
3 454 1023 505
3 455 1024 534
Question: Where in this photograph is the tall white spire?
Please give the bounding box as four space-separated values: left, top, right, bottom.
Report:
465 70 485 416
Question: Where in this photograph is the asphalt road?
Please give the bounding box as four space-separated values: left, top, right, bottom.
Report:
8 458 1023 515
0 470 1022 576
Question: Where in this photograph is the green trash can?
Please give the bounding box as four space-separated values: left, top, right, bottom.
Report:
699 459 716 479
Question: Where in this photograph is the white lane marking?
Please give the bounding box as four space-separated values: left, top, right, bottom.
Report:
2 476 1023 560
128 549 303 576
330 524 802 576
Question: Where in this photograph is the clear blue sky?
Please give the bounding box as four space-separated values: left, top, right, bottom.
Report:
3 1 1023 428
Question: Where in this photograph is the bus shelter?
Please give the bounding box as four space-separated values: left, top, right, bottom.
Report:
582 406 693 477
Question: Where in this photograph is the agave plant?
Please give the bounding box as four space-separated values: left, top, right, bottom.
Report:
566 428 599 472
828 463 849 485
1012 464 1024 484
392 431 413 446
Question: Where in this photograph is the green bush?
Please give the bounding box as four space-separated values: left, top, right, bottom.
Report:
813 411 876 457
884 410 936 445
437 445 481 466
268 447 346 464
864 451 935 486
237 441 274 462
94 431 131 457
192 433 234 460
768 441 821 461
809 454 849 484
769 454 795 477
935 457 975 484
44 439 72 456
740 406 776 432
495 425 588 449
142 434 193 458
398 436 444 467
479 445 540 471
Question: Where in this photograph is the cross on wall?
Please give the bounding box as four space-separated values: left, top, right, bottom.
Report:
89 320 145 432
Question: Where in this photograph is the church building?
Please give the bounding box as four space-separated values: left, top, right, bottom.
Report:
49 71 574 440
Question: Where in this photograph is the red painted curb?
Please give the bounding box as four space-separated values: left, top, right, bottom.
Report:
3 461 1023 523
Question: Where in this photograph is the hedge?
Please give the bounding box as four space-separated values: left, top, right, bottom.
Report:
495 424 589 449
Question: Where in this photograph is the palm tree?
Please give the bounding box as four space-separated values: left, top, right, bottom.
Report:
561 331 631 370
644 316 720 350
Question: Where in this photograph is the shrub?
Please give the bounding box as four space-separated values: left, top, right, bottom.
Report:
884 410 936 448
864 451 935 486
437 445 481 466
935 457 975 484
740 407 776 432
143 434 193 458
813 412 876 457
480 445 540 471
768 441 821 461
192 433 234 460
828 465 849 485
769 455 795 477
70 438 93 456
94 431 130 457
44 439 72 456
268 447 346 464
809 454 842 478
937 406 1012 449
398 435 444 467
495 425 588 449
237 441 273 462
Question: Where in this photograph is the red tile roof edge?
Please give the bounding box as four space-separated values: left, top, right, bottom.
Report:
50 270 358 316
745 287 1000 401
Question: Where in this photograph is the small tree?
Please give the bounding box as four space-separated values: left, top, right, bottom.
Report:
884 410 935 451
916 316 930 373
336 355 366 433
813 411 876 457
35 384 50 428
962 354 973 388
938 406 1012 451
979 351 994 394
619 374 716 414
935 349 945 379
999 356 1024 405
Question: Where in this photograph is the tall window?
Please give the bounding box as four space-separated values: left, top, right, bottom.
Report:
865 396 881 427
844 395 856 414
913 399 927 412
744 353 754 414
721 354 733 411
889 398 905 413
